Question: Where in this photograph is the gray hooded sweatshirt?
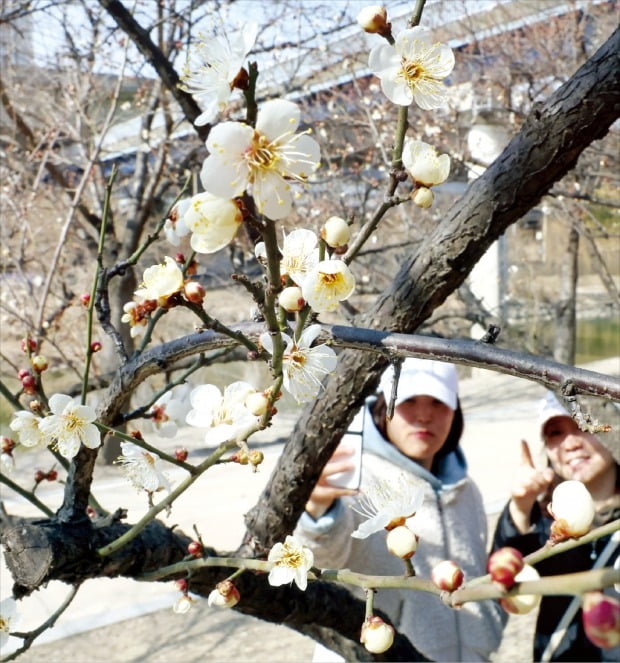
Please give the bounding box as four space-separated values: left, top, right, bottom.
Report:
294 401 506 662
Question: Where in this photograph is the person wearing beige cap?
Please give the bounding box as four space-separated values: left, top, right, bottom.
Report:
492 391 620 662
294 358 506 662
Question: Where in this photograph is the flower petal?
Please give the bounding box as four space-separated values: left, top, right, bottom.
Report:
256 99 300 140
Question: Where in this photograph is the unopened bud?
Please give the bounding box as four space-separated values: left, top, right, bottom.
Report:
412 186 434 209
29 400 43 413
360 615 395 654
175 578 188 593
1 437 16 454
357 5 389 36
80 293 91 307
385 525 418 559
17 368 31 380
431 560 464 591
21 374 37 394
499 564 541 614
582 591 620 649
279 286 305 312
20 338 37 353
46 469 58 481
34 469 46 483
249 450 264 467
31 355 48 372
208 580 240 609
548 480 595 542
187 541 202 557
321 216 351 248
90 341 102 353
487 547 524 589
245 391 270 416
184 281 206 304
231 450 249 465
175 447 188 462
173 594 194 614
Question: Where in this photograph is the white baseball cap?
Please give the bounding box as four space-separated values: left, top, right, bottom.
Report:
537 391 570 437
379 358 458 410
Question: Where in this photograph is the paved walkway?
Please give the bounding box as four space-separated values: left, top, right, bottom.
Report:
2 357 618 660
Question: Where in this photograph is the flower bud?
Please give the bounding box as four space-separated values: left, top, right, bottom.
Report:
386 525 418 559
184 281 206 304
499 564 541 614
80 293 91 307
245 391 270 416
20 338 37 353
582 591 620 649
548 480 595 542
231 450 249 465
208 580 240 609
46 469 58 481
175 578 188 593
31 355 48 372
1 437 16 454
320 216 351 248
21 374 37 394
17 368 31 381
173 594 194 614
187 541 202 557
90 341 102 353
360 616 395 654
175 447 188 462
412 186 434 209
34 469 46 483
431 560 464 591
356 5 389 35
487 547 524 589
249 450 265 467
279 286 305 312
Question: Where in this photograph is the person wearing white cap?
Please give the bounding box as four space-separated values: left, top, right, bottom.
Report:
492 391 620 662
294 358 506 662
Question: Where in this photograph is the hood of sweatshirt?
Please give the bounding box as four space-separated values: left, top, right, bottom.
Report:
359 398 468 493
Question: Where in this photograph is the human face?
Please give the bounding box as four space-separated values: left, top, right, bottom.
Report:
543 416 616 490
385 395 455 470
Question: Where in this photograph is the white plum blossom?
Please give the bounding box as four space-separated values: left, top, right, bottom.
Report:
548 479 595 541
207 580 240 609
121 301 149 338
173 594 195 614
116 442 170 493
200 99 321 220
351 473 424 539
185 382 257 446
302 259 356 313
147 386 191 438
369 27 455 109
9 411 46 448
180 23 258 126
357 5 389 35
134 257 184 303
183 192 243 254
260 325 337 404
255 228 319 287
402 139 450 187
0 597 19 649
267 535 314 591
164 199 191 247
38 394 101 460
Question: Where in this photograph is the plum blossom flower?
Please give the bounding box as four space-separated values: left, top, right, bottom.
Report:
164 199 191 246
0 597 19 649
402 139 450 187
351 473 424 539
200 99 321 219
180 23 258 127
38 394 101 460
9 411 46 448
183 192 243 254
134 257 184 303
116 442 170 493
302 259 355 313
369 27 454 109
260 325 337 404
185 382 257 446
208 580 240 609
121 300 155 338
147 386 191 439
267 535 314 591
255 228 319 286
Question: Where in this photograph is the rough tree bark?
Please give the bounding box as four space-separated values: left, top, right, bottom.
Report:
2 25 619 663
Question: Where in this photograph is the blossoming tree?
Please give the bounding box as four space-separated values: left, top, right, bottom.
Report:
1 1 619 660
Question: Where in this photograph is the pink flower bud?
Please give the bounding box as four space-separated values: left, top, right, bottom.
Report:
487 547 524 589
31 355 48 372
175 578 188 593
175 447 188 462
80 293 91 307
548 480 595 542
499 564 541 614
187 541 202 557
17 368 31 381
21 374 37 394
20 338 37 353
90 341 102 353
184 281 206 304
582 591 620 649
386 525 418 559
360 616 395 654
431 560 464 591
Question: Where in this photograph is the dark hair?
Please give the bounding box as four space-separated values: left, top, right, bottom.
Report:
371 392 464 476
